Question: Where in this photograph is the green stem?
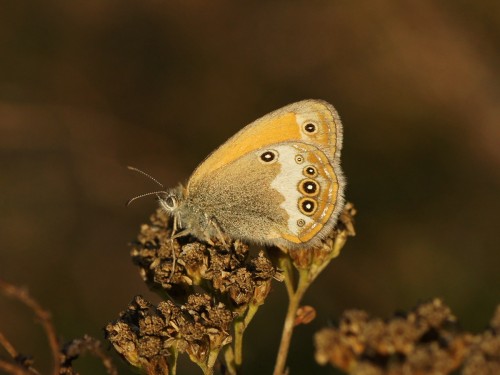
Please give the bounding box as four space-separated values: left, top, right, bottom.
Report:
273 269 311 375
244 302 260 328
234 319 245 366
205 349 219 375
279 255 295 300
224 346 237 375
169 346 178 375
233 302 260 368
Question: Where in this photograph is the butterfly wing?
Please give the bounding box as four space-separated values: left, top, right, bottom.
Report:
187 99 343 192
183 100 345 249
186 141 345 249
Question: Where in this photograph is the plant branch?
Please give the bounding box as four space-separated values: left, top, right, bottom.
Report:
0 279 60 375
273 267 311 375
0 360 33 375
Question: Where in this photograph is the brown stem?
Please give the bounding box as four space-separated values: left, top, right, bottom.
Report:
0 359 32 375
0 332 18 358
0 279 60 375
61 336 118 375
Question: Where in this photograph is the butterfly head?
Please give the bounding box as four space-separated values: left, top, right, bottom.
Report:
159 185 185 215
158 185 212 240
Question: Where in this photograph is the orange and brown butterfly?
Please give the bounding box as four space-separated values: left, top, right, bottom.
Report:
157 99 346 250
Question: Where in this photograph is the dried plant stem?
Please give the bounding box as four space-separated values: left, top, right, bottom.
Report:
0 360 32 375
0 332 19 359
0 331 39 374
61 335 118 375
0 279 60 375
273 259 311 375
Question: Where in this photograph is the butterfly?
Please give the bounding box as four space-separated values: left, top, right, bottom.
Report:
131 100 345 250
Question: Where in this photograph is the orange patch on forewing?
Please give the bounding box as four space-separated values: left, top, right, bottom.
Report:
188 113 301 187
188 100 342 193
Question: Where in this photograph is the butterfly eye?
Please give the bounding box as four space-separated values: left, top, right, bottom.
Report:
259 150 278 163
303 166 317 177
164 196 177 209
303 122 318 134
299 197 318 215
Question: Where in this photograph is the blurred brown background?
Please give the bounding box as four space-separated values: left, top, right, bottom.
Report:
1 1 499 374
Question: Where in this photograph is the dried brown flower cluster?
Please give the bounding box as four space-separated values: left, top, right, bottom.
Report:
314 299 500 375
107 204 357 374
131 208 278 309
107 208 280 374
105 295 235 374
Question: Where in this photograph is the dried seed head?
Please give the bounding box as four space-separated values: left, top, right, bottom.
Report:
119 203 355 371
314 299 500 374
106 294 236 369
130 209 278 308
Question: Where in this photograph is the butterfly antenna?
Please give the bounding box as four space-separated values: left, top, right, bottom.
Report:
126 191 168 207
126 166 169 206
127 166 165 188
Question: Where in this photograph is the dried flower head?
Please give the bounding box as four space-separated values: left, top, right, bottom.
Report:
314 299 500 375
112 202 356 374
130 208 278 309
109 207 284 373
105 294 236 372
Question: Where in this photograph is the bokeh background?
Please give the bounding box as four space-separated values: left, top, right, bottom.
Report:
1 1 499 374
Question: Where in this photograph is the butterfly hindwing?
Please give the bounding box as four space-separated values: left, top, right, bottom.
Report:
186 141 343 249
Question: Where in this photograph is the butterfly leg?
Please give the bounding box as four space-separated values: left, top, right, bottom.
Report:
168 214 184 281
208 217 229 249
